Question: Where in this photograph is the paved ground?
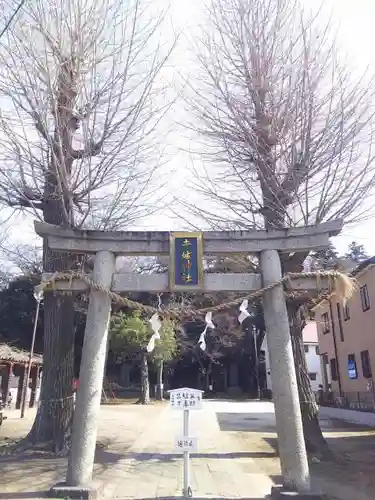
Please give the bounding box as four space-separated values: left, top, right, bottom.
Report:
103 401 275 500
0 403 167 499
1 400 375 499
0 401 274 499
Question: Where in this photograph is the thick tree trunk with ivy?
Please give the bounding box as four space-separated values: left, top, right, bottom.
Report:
27 60 78 451
156 360 164 400
28 235 76 450
288 303 331 458
140 353 150 405
27 185 76 450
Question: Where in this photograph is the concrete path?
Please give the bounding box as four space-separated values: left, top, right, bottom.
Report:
0 401 275 499
101 400 275 499
7 400 372 499
4 400 374 499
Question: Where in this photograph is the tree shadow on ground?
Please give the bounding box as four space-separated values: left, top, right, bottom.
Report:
215 411 373 433
216 412 276 432
312 431 375 499
261 432 375 500
95 449 278 465
0 494 45 499
0 497 270 500
0 452 65 494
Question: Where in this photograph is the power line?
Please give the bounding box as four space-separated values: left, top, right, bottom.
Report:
0 0 26 40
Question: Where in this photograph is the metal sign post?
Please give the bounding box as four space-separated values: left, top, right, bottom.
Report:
169 387 204 498
183 409 190 498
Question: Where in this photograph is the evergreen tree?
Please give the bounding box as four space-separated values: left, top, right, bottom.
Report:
313 243 339 269
345 241 369 263
152 318 177 400
0 275 43 353
109 312 177 404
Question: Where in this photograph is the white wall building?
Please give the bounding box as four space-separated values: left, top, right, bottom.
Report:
302 321 323 392
262 321 322 393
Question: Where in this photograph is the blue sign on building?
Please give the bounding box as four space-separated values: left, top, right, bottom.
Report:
348 359 358 379
169 232 204 291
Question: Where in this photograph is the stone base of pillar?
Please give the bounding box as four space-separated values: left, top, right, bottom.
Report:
270 485 327 499
49 481 103 499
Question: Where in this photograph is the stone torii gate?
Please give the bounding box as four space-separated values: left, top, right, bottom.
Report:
36 219 343 497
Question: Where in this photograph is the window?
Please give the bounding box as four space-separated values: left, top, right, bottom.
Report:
336 303 344 342
360 285 370 312
308 372 317 381
322 312 330 334
330 358 338 381
343 304 350 321
348 353 358 379
304 345 309 353
315 345 319 355
361 350 372 378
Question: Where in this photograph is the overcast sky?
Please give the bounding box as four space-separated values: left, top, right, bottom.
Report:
3 0 375 258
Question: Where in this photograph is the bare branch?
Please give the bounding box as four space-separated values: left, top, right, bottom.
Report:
182 0 375 231
0 0 177 229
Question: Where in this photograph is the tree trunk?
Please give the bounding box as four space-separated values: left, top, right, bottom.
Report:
27 60 85 451
140 352 150 405
206 360 212 391
28 247 75 451
288 303 332 459
156 359 164 400
120 363 131 387
27 183 76 451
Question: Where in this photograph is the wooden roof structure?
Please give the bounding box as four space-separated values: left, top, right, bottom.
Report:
0 343 43 365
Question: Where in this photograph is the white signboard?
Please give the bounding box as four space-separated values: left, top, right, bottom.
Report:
168 387 204 410
174 436 198 452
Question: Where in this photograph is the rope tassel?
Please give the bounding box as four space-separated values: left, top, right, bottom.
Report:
238 299 251 325
197 312 215 351
147 313 162 353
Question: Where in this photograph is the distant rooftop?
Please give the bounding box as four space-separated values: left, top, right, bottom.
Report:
350 256 375 277
0 343 43 365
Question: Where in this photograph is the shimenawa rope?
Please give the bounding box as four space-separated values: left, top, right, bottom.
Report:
39 269 356 321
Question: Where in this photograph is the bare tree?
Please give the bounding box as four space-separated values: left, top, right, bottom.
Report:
0 0 175 449
182 0 375 456
0 242 42 276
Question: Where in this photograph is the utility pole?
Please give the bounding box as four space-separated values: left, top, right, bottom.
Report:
20 285 43 418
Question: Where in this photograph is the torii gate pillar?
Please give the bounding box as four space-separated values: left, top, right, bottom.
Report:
261 250 310 492
67 251 116 486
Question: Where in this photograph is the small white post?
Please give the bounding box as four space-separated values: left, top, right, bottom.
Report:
66 250 116 486
183 409 190 498
260 249 310 493
170 388 202 497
